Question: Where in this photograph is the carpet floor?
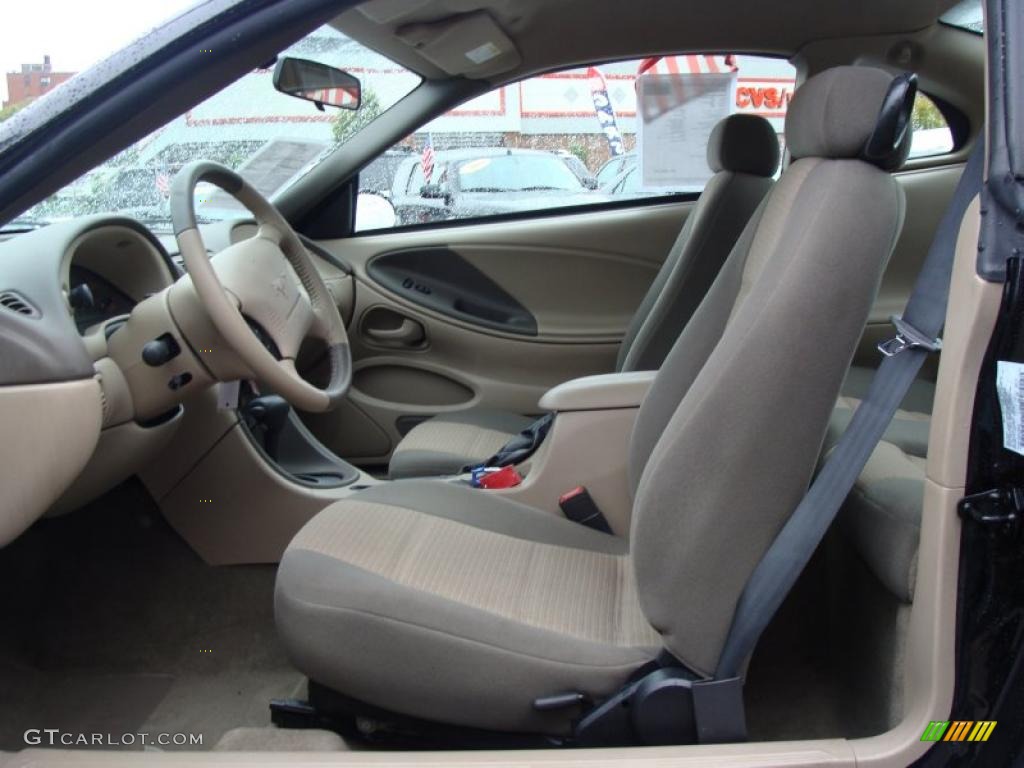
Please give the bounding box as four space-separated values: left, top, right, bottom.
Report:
0 480 301 751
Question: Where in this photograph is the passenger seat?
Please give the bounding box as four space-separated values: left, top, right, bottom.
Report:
828 365 936 604
389 114 782 479
841 439 925 603
827 365 936 459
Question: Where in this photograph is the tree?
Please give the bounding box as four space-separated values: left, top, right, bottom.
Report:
568 141 589 166
0 99 31 122
911 94 946 132
331 87 382 144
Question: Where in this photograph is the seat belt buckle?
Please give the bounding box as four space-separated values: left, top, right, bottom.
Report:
559 486 613 534
877 314 943 357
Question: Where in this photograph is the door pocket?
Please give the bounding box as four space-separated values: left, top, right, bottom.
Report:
352 364 475 407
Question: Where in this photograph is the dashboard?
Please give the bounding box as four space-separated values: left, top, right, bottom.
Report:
0 209 361 556
0 214 354 546
0 216 181 546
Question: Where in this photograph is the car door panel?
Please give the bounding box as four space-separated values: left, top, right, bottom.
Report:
300 200 692 464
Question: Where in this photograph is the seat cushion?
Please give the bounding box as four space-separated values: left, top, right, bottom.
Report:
824 365 936 458
275 480 660 734
389 409 536 479
840 441 925 603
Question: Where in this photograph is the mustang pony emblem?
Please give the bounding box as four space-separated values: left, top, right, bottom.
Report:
271 271 289 298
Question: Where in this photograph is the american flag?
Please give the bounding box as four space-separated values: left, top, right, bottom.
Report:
421 134 435 184
155 172 171 198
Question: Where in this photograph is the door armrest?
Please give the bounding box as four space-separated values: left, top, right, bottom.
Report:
539 371 656 412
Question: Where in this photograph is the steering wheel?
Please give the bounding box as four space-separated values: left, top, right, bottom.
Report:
170 160 351 413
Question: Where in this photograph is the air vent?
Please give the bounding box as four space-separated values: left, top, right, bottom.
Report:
0 290 39 318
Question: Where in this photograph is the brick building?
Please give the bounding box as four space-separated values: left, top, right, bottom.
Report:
3 56 75 108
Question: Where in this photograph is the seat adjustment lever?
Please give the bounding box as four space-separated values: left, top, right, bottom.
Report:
533 692 589 711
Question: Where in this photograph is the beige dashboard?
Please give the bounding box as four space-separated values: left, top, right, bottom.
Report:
0 215 355 545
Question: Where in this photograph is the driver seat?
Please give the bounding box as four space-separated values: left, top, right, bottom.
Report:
274 66 912 737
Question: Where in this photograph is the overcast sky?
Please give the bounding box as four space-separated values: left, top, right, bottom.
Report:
0 0 199 103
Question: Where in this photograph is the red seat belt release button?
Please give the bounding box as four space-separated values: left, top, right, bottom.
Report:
478 465 523 489
559 486 587 506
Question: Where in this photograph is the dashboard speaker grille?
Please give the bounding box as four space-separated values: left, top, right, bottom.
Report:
0 290 39 318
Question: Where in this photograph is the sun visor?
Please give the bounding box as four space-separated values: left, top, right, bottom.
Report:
396 12 521 79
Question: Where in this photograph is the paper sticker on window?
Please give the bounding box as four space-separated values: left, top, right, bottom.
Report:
996 360 1024 456
637 72 735 190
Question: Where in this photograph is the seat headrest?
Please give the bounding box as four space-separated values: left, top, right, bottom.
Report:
707 114 780 177
786 66 917 170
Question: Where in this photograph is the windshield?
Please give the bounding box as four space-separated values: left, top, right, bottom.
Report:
457 155 584 193
9 25 419 231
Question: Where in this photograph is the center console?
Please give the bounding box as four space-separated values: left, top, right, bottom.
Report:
239 389 361 489
147 370 656 566
481 370 656 535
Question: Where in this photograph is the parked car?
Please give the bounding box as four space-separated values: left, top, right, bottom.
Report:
390 147 610 225
595 151 635 188
554 149 599 189
358 147 416 197
599 152 703 198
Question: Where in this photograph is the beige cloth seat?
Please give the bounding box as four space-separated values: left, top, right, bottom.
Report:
275 481 661 734
840 440 926 603
276 66 913 735
824 365 932 601
386 408 537 479
389 113 781 479
826 365 936 459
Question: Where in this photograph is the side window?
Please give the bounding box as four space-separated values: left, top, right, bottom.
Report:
357 54 795 231
908 93 955 159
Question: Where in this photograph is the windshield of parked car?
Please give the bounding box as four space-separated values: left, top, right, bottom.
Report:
457 155 584 193
8 25 419 232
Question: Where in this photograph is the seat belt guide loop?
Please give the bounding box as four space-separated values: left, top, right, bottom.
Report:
877 314 943 357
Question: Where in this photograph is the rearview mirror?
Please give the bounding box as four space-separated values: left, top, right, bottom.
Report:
273 57 361 111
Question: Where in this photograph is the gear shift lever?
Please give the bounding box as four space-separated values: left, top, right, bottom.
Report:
242 395 291 460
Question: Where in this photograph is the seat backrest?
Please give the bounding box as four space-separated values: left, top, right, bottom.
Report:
616 114 780 372
627 66 914 675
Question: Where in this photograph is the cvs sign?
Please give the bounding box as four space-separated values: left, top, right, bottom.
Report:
735 79 795 115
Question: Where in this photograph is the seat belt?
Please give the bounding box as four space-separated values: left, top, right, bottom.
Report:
715 139 986 679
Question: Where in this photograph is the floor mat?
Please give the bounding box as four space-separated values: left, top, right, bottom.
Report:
0 480 301 752
138 671 303 749
0 667 174 751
